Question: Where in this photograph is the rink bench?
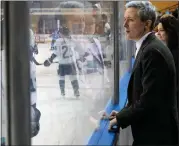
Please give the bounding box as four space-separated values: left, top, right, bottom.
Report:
87 58 134 146
87 71 131 145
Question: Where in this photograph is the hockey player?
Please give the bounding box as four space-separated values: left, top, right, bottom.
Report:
29 29 42 65
50 29 60 50
29 28 41 137
43 27 84 98
29 28 38 106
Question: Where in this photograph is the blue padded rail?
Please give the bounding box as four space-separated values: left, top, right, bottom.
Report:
87 58 134 146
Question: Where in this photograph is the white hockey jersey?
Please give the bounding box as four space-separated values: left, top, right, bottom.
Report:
30 61 37 105
53 37 85 65
29 29 35 47
29 29 37 105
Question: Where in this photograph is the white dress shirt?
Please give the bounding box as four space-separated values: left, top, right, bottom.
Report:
135 32 152 58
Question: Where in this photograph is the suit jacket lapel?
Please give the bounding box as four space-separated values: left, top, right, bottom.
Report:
131 33 156 74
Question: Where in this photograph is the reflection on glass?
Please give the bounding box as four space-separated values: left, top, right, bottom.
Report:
118 1 129 78
1 7 8 145
29 1 114 145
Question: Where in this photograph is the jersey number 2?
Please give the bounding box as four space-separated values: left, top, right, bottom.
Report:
62 46 72 58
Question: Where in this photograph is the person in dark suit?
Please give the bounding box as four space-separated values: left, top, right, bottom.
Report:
108 1 179 145
156 14 179 115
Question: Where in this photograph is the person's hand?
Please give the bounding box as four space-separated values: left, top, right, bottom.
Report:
100 110 118 121
108 118 118 131
100 111 108 120
109 110 118 120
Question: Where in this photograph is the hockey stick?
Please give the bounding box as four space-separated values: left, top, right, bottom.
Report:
32 57 43 65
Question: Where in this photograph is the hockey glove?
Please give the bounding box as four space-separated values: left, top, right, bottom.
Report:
44 59 51 67
44 53 57 67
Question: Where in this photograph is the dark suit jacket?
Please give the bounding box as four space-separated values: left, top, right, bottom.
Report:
171 49 179 115
116 33 179 145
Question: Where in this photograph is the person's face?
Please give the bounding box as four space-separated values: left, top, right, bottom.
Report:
65 8 85 34
155 32 160 39
156 23 168 44
123 7 148 41
84 15 96 34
